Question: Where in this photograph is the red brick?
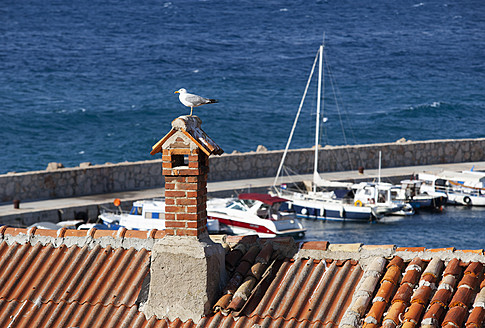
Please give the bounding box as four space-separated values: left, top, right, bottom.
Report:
188 161 199 168
176 213 198 221
175 182 198 190
185 229 199 237
164 183 175 190
170 148 191 155
165 220 186 228
165 198 175 205
164 213 176 220
165 228 175 235
186 206 198 213
164 190 186 197
165 176 187 183
162 149 170 155
162 162 173 169
175 228 190 236
187 189 206 198
162 155 171 161
186 176 198 183
186 221 201 229
165 205 187 213
174 168 201 176
176 198 198 206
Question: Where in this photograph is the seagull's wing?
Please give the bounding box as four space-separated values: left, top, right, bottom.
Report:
185 93 210 106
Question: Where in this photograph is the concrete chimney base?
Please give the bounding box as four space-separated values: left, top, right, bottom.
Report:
143 235 226 321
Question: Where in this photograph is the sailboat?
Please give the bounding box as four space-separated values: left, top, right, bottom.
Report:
271 40 408 221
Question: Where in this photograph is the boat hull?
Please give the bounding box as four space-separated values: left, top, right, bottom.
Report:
207 213 306 239
283 201 375 222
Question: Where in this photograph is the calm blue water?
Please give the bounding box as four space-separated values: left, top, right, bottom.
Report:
2 0 484 174
303 206 485 249
1 1 485 247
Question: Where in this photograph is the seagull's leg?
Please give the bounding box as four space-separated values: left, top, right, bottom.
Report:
190 107 193 116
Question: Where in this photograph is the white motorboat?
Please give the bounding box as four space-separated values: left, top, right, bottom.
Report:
206 193 306 238
99 198 220 232
391 179 447 211
353 182 415 216
419 170 485 206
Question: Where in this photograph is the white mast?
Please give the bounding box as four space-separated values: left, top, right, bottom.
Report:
313 40 324 193
272 49 319 188
378 151 382 184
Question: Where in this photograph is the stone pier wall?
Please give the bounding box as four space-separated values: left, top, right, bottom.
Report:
2 138 485 203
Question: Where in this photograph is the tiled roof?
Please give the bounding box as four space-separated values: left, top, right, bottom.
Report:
1 227 485 328
0 242 149 306
360 256 485 328
214 242 362 327
0 226 167 327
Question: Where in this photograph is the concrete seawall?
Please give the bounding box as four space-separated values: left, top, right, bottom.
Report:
2 138 484 203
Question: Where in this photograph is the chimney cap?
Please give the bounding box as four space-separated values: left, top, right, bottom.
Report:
150 115 223 156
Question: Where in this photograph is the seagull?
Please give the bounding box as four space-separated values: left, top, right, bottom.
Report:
174 88 218 116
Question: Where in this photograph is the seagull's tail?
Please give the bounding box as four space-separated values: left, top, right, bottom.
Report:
208 98 218 104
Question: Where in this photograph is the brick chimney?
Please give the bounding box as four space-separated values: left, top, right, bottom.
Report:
144 115 226 321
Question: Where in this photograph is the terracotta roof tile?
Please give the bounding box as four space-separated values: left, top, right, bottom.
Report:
0 299 172 328
467 284 485 328
215 241 363 327
301 241 329 250
427 247 455 252
361 244 395 250
383 259 425 328
443 305 468 328
458 249 484 255
0 241 150 307
363 257 405 328
3 226 485 328
365 256 485 328
0 226 167 240
396 247 426 252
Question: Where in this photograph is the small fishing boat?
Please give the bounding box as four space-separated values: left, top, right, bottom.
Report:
419 170 485 206
352 182 415 216
206 193 306 238
391 179 447 211
99 198 220 232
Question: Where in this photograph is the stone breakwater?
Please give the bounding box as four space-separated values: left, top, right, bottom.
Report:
1 138 485 203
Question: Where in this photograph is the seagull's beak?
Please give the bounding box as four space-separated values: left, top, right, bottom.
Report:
174 90 179 94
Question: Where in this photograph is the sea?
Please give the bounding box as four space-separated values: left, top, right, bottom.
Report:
1 0 485 248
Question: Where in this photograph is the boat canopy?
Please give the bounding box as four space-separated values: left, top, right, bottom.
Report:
238 193 289 205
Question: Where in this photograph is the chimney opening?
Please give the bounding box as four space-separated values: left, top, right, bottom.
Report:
171 154 189 168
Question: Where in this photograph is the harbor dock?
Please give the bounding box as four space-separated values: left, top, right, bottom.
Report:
1 161 484 227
